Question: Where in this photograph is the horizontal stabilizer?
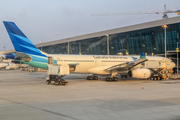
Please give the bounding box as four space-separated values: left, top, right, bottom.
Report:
15 52 32 62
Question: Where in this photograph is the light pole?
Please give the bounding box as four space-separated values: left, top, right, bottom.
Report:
162 25 167 58
106 34 109 55
68 41 69 54
40 41 42 51
3 46 6 59
3 46 5 54
176 33 179 75
79 42 81 55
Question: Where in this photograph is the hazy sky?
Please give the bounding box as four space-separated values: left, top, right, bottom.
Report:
0 0 180 52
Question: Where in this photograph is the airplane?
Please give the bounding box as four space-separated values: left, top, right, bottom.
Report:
3 21 176 85
0 63 8 70
5 63 19 70
0 62 18 70
0 55 5 62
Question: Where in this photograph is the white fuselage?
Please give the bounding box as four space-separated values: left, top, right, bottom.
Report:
47 54 175 75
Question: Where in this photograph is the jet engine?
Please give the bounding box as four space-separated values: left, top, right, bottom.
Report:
128 68 151 79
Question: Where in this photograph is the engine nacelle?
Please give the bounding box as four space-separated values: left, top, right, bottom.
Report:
128 68 151 79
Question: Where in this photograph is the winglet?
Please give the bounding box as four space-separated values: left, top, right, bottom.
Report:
140 52 146 59
132 57 138 61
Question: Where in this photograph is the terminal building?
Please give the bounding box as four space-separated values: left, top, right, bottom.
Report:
34 16 180 57
2 16 180 60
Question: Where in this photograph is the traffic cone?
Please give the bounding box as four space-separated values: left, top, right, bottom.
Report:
142 86 144 89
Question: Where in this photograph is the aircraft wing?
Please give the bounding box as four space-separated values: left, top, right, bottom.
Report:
105 62 129 71
14 52 32 62
105 52 148 72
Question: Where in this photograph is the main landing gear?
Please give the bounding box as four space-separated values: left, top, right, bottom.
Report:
121 75 128 78
46 75 68 86
105 77 118 82
87 76 98 80
86 75 118 82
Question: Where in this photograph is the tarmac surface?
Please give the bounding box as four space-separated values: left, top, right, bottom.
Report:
0 70 180 120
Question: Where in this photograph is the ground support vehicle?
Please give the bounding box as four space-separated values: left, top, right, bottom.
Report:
46 64 69 85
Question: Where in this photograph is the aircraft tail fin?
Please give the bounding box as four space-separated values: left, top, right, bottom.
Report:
3 21 46 57
140 52 146 59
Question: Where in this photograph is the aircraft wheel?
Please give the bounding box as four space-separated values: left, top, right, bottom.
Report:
89 76 93 80
46 80 50 84
105 77 109 82
87 76 90 80
109 78 112 82
114 77 118 82
94 76 98 80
